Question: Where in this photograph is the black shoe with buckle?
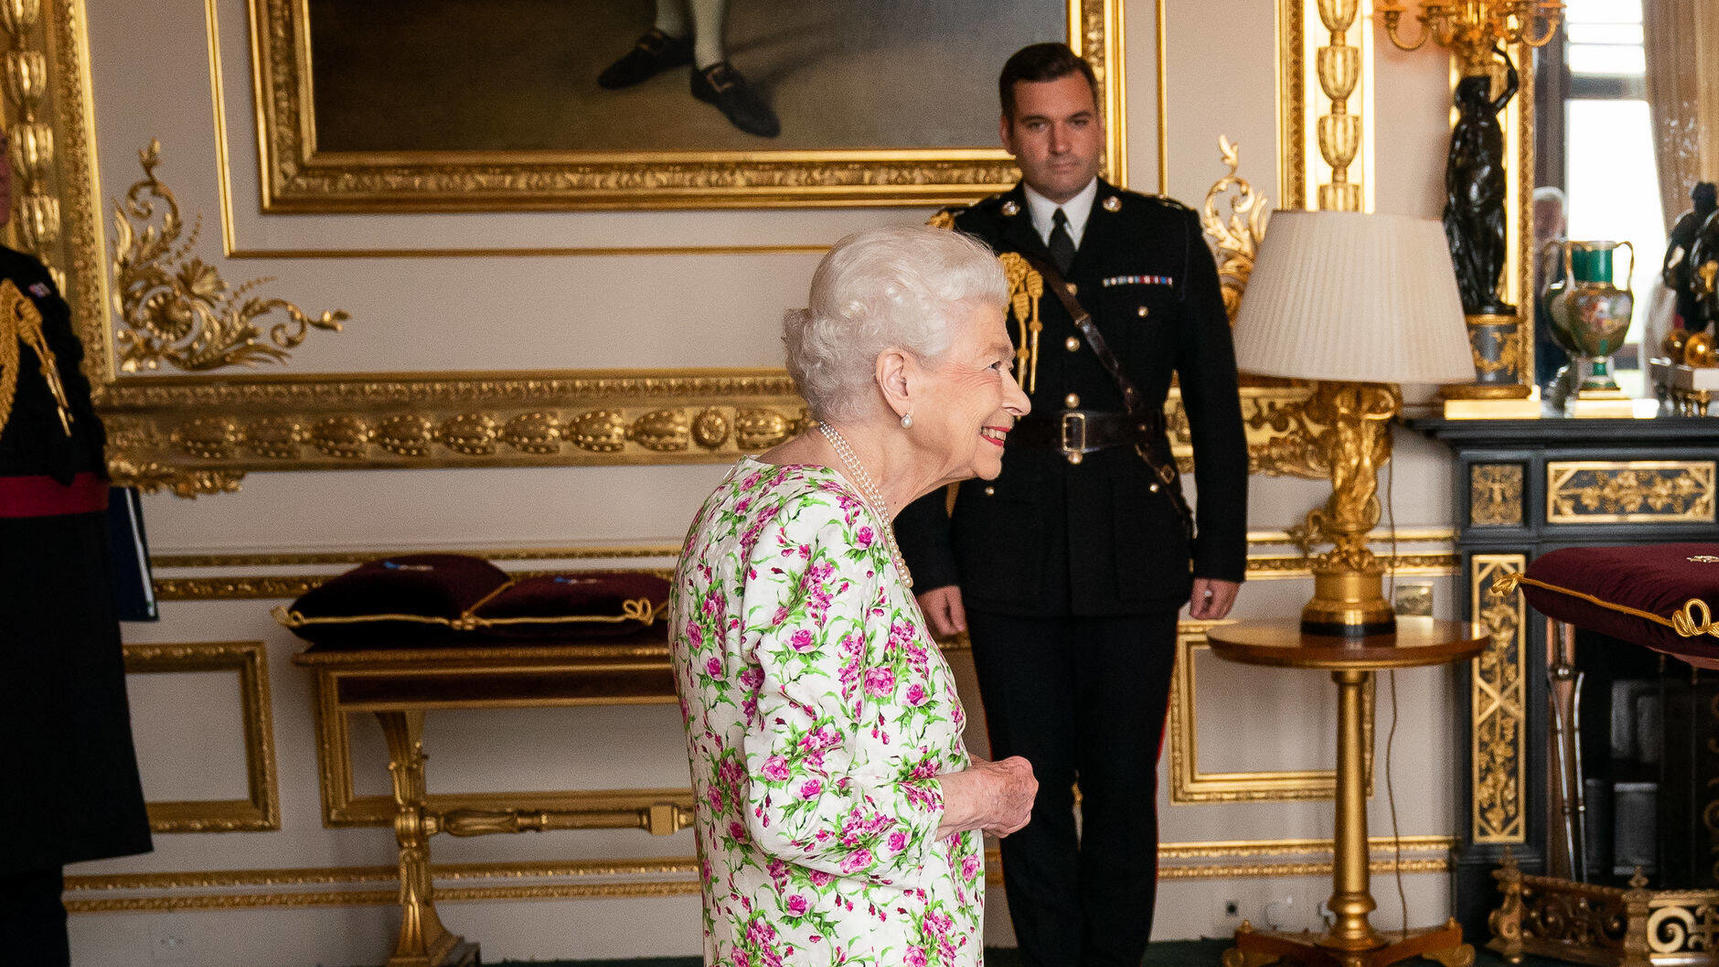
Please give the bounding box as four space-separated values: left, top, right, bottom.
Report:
598 28 693 89
691 61 781 137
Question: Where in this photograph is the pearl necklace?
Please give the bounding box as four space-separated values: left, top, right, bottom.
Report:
817 422 913 589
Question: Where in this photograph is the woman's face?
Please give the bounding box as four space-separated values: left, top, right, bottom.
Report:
910 300 1031 484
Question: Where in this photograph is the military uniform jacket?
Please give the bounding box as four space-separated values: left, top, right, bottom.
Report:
896 180 1247 616
0 244 153 872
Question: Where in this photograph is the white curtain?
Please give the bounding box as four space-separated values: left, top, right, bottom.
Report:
1643 0 1719 229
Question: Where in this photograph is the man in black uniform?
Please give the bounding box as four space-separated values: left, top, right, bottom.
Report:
896 43 1247 967
0 132 153 965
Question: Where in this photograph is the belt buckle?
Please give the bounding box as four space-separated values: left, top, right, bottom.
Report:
1060 410 1087 465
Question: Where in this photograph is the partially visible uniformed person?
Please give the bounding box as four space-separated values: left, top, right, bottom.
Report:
0 128 152 965
896 42 1247 967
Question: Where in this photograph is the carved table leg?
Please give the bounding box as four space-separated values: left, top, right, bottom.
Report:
375 710 478 967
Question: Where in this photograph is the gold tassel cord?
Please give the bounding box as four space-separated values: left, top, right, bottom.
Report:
1490 572 1718 640
0 279 73 437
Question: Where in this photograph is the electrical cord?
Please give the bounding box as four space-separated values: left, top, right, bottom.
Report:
1384 445 1409 933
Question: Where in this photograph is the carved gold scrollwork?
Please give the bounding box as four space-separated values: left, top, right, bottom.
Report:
1201 136 1271 323
1546 461 1717 523
1472 555 1526 843
110 140 347 372
1240 389 1332 480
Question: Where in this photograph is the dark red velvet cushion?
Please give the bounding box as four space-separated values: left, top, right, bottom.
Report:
468 571 669 640
1521 543 1719 666
277 553 510 648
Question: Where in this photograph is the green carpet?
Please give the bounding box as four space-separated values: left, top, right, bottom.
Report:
490 937 1577 966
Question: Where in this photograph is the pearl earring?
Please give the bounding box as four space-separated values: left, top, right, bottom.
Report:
900 413 914 429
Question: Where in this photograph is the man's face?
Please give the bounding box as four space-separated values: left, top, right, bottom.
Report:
1000 73 1103 205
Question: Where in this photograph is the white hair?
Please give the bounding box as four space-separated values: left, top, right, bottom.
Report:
784 224 1008 422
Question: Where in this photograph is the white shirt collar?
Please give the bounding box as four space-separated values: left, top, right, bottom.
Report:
1022 178 1099 249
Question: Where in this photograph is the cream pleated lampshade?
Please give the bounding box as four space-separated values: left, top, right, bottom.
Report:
1232 210 1476 384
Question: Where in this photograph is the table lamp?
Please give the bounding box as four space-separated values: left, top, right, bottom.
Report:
1233 211 1475 636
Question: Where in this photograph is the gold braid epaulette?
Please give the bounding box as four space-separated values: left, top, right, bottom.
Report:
924 204 1045 390
0 278 74 438
1490 571 1718 640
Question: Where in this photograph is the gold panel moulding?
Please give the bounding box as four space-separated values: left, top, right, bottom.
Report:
1471 555 1527 843
1470 463 1525 527
122 641 281 833
1546 460 1717 524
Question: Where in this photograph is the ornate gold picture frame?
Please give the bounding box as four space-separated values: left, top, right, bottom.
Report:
250 0 1128 212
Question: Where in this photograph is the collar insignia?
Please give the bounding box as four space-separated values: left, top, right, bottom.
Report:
1101 195 1121 212
1000 200 1020 216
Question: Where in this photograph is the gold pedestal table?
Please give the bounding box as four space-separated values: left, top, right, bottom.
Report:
1207 618 1488 967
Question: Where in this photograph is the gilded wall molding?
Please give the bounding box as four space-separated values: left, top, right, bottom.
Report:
122 641 281 833
111 140 347 372
1545 460 1717 524
100 369 810 496
149 536 1455 602
0 0 64 284
1277 0 1373 213
1470 554 1526 844
1168 622 1376 804
104 370 1331 496
4 0 110 383
248 0 1130 212
64 838 1451 913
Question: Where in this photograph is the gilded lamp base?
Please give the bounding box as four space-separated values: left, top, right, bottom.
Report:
1301 567 1397 637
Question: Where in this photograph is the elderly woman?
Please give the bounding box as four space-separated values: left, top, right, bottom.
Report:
670 225 1037 966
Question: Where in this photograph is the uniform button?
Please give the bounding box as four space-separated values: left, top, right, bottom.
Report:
1066 282 1078 297
1149 483 1161 493
1137 305 1150 318
984 486 996 496
1065 336 1080 352
1064 393 1080 409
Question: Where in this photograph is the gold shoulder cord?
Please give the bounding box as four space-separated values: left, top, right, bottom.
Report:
0 278 73 437
924 208 1044 391
997 252 1044 393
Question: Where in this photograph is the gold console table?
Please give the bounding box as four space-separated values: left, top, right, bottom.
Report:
1208 618 1489 967
293 637 688 967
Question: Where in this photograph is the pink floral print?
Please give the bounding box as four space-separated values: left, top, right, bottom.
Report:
670 456 983 965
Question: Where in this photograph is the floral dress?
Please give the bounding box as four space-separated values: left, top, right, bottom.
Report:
670 456 985 967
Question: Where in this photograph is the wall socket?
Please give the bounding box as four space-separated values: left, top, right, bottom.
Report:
1393 582 1434 617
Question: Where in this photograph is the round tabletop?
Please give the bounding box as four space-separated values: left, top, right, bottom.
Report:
1204 617 1489 670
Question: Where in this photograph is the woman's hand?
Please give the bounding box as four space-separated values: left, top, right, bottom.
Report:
935 756 1037 839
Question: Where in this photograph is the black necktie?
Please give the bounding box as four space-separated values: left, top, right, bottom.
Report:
1049 207 1076 274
